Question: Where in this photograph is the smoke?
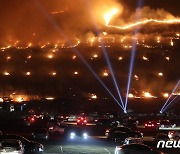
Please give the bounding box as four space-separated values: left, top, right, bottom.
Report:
0 0 179 45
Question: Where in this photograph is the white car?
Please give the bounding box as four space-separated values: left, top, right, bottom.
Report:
168 131 180 140
67 115 77 122
49 126 65 135
0 139 24 154
123 137 143 145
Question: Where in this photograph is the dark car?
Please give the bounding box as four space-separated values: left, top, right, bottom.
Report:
108 131 129 143
65 127 89 140
105 126 143 138
32 128 49 140
0 134 44 153
123 119 138 128
154 133 169 143
115 143 164 154
95 119 119 127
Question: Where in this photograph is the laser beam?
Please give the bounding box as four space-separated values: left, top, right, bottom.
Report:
34 0 124 109
124 0 143 112
85 1 125 110
160 80 180 113
163 95 180 112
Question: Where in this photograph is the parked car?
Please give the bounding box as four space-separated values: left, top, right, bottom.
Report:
154 133 169 141
107 131 129 143
0 139 23 154
168 131 180 140
67 115 77 122
123 119 139 128
95 119 119 127
115 143 164 154
0 134 44 153
32 128 49 140
49 125 65 135
159 120 176 129
76 117 87 126
68 128 89 140
106 126 143 138
144 121 157 129
124 137 143 145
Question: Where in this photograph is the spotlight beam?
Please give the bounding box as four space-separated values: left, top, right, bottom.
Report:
34 0 124 110
101 44 125 109
74 49 124 109
160 80 180 113
85 1 125 109
163 95 180 112
124 0 143 112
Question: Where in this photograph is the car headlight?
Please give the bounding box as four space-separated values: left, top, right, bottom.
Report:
83 133 88 139
70 132 76 139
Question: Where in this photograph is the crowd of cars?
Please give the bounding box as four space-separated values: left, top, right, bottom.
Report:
1 112 180 153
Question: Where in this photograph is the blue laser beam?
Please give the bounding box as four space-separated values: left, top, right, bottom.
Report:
160 80 180 113
84 1 125 110
163 95 180 113
124 0 143 112
34 0 124 109
101 44 125 109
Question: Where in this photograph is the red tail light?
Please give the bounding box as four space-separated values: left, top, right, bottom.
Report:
84 120 87 123
30 117 35 122
81 117 84 120
145 124 147 126
152 124 154 127
77 120 80 123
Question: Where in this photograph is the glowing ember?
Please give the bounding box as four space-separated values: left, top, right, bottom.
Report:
103 70 109 77
91 94 97 99
72 55 77 60
27 55 32 59
143 56 149 61
4 72 10 76
143 92 153 98
47 54 53 59
50 72 56 76
16 97 23 102
6 56 11 60
74 71 79 75
46 97 55 100
26 72 31 76
158 72 163 76
170 39 174 46
93 54 98 58
118 57 123 61
134 75 139 80
128 93 134 98
163 93 169 98
103 32 108 36
165 57 170 61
